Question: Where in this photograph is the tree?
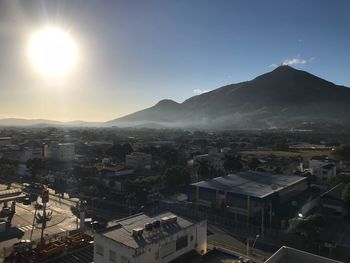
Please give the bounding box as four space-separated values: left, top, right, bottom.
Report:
335 145 350 161
224 154 243 173
106 143 133 161
196 159 218 180
0 158 18 179
289 213 327 242
328 173 350 187
26 158 45 180
342 183 350 210
164 166 190 191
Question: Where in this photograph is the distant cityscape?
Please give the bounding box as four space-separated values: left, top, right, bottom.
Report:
0 127 349 262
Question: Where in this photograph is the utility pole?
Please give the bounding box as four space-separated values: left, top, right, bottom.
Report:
261 203 264 239
40 188 49 246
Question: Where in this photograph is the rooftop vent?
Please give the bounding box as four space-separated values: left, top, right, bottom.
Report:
132 227 144 237
152 220 161 228
168 215 177 223
160 216 170 226
144 223 153 231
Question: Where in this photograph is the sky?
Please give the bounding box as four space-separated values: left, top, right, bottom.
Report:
0 0 349 122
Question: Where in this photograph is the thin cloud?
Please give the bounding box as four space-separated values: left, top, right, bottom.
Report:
193 89 209 95
282 58 307 66
269 63 278 68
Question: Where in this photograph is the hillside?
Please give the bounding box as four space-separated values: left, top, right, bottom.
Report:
107 66 350 129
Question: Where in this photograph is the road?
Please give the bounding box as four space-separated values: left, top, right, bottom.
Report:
207 224 274 262
0 192 79 260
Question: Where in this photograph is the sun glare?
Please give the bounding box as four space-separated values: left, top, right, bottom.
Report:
28 27 78 77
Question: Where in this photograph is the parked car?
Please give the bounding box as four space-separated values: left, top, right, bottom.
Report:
23 198 31 205
13 240 33 252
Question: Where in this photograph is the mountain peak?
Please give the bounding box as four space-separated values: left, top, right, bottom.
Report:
110 67 350 129
155 99 179 107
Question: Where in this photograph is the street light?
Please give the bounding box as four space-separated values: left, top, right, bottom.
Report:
247 234 260 256
298 213 303 218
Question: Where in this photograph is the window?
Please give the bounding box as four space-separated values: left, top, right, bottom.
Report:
176 235 188 251
190 235 194 241
96 244 104 256
109 250 116 262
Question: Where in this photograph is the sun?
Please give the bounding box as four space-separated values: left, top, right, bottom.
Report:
28 26 78 77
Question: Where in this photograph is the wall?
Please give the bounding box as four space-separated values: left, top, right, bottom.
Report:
94 220 207 263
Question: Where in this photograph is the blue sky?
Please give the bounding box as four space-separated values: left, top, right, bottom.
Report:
0 0 349 121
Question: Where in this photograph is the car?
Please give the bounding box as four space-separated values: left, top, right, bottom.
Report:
1 207 12 216
13 240 32 252
90 221 106 231
23 198 31 205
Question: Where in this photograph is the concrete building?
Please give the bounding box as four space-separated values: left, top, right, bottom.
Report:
94 212 207 263
265 246 343 263
44 142 75 162
188 171 307 222
0 137 11 146
309 156 336 184
125 152 152 170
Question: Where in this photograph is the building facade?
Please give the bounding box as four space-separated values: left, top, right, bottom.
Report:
44 142 75 162
94 212 207 263
309 156 336 184
188 171 308 223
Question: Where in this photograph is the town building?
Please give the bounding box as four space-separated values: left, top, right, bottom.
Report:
188 171 307 222
0 137 12 146
193 147 225 171
94 212 207 263
309 156 336 184
44 142 75 162
265 246 343 263
125 152 152 170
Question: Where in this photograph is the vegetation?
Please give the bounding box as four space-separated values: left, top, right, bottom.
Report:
224 154 243 173
164 166 190 191
0 158 18 179
342 183 350 210
26 158 45 180
289 213 327 242
328 173 350 187
105 143 133 161
335 145 350 161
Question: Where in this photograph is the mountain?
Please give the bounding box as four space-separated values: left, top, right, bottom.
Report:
0 118 101 127
107 66 350 129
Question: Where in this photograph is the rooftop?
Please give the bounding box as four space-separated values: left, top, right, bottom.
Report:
100 212 197 249
191 171 307 199
265 246 343 263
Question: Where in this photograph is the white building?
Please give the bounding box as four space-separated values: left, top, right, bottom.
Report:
193 148 225 171
309 156 336 184
125 152 152 170
44 142 75 162
94 212 207 263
